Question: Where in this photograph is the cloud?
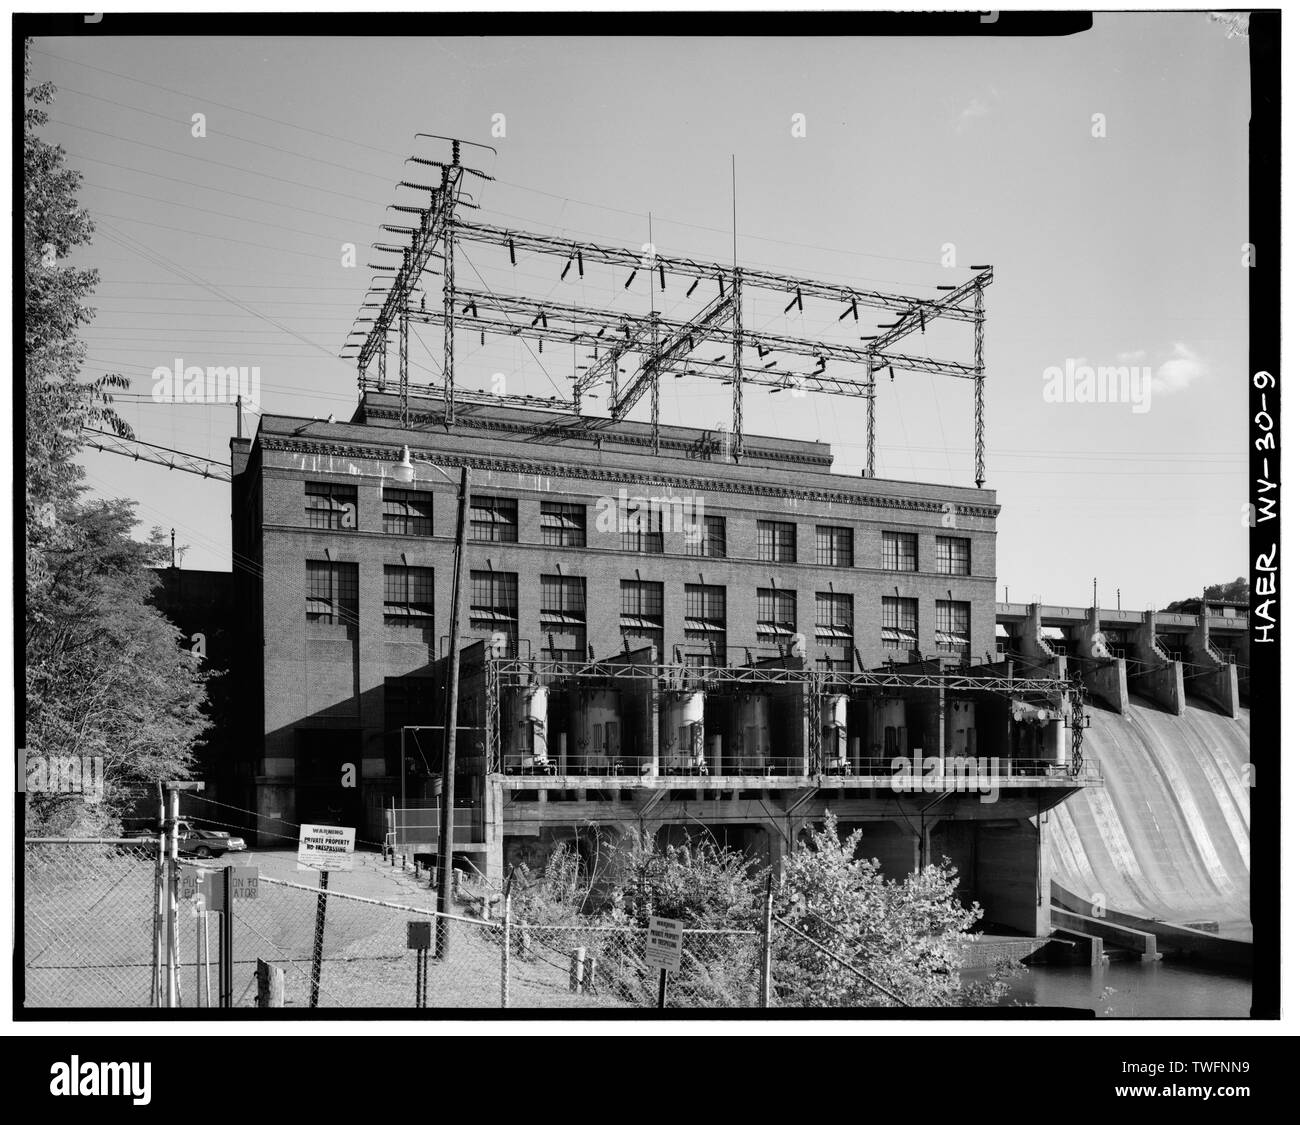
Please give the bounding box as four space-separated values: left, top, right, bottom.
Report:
956 98 990 130
1151 342 1207 395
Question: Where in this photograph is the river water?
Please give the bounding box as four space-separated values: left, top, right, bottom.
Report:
999 961 1251 1017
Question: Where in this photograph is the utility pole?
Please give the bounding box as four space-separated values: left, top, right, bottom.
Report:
1093 577 1097 609
162 780 204 1007
435 465 471 959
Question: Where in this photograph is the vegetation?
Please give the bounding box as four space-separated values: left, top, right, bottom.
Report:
505 816 1020 1008
1163 577 1248 614
23 44 211 833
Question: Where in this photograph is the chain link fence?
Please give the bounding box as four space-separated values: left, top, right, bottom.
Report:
25 841 784 1009
506 925 762 1008
23 839 163 1008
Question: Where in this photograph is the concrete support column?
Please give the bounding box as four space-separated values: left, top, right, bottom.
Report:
1187 615 1241 719
921 821 936 869
1033 814 1051 938
482 778 505 887
1016 602 1058 672
1076 607 1130 714
1135 610 1186 715
767 827 790 883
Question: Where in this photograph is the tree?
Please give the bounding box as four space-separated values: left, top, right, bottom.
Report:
23 45 209 833
24 41 129 616
774 814 1002 1007
1163 577 1248 614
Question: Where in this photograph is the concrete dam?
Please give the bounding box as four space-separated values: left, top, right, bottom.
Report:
1047 699 1251 942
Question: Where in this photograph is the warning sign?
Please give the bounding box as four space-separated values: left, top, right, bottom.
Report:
297 824 356 871
645 915 683 974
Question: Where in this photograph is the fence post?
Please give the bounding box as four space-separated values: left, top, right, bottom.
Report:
759 877 773 1009
501 895 511 1009
569 946 586 993
151 834 165 1007
220 866 234 1008
309 870 330 1008
165 787 180 1008
256 959 285 1007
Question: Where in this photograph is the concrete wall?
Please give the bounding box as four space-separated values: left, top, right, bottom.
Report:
1186 616 1240 719
1074 607 1129 714
1134 610 1186 715
970 818 1049 936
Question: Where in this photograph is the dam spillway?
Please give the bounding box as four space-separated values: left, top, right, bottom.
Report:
1047 698 1251 940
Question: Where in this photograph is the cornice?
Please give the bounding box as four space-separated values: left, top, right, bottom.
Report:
260 435 1001 519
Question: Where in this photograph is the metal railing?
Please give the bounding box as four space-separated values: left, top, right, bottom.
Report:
843 756 1103 781
500 755 808 778
497 755 1098 781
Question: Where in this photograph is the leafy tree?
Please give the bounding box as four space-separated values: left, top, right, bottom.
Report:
1163 577 1248 614
23 45 209 833
620 830 765 929
506 817 1019 1008
24 42 129 614
25 508 211 832
774 813 1001 1007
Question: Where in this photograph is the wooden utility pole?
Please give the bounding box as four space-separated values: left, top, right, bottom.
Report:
435 466 471 959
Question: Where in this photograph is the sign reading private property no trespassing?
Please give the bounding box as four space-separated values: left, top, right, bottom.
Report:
297 824 356 871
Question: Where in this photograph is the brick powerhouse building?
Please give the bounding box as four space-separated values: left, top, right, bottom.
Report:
232 392 1098 927
232 390 996 831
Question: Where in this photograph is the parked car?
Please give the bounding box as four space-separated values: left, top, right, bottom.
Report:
128 820 248 858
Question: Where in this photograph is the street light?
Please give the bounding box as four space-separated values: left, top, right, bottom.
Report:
393 445 416 484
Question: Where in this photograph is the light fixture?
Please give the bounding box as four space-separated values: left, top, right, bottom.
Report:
393 445 415 483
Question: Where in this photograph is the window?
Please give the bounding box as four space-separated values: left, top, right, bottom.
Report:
815 592 853 644
382 489 433 536
469 571 518 637
686 514 727 558
685 583 727 663
540 575 586 657
936 536 971 576
881 596 918 654
620 580 664 653
757 520 796 563
470 496 518 543
540 502 586 548
935 600 971 656
621 501 664 553
757 588 797 642
816 592 853 671
383 565 435 629
881 531 918 572
305 561 358 625
305 482 357 530
816 525 853 567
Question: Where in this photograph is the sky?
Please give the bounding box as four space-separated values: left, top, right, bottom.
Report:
31 13 1251 610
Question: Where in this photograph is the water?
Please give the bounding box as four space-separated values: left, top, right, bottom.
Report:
996 961 1251 1017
